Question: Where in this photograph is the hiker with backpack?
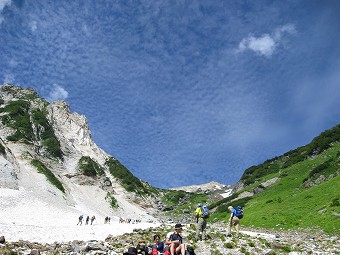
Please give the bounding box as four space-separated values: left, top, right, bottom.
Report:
194 203 208 241
165 223 186 255
227 205 243 237
77 215 83 225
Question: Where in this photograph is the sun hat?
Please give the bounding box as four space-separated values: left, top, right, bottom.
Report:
174 223 183 229
197 203 202 207
123 247 137 255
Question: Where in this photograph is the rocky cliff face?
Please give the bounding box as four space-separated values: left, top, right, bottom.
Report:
0 84 158 223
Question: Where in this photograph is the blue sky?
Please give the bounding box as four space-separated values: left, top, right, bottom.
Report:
1 0 339 188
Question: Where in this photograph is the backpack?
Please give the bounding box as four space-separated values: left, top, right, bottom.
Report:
186 247 196 255
234 205 243 219
201 205 209 219
136 243 148 254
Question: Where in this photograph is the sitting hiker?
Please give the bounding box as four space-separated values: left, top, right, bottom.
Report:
165 224 186 255
136 240 150 255
151 234 165 255
123 247 138 255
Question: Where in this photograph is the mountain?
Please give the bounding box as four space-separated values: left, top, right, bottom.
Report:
207 124 340 234
0 84 161 230
1 84 339 242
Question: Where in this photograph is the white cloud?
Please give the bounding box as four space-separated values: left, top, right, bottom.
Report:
30 20 38 32
45 84 69 102
239 34 276 57
0 0 11 24
238 24 296 57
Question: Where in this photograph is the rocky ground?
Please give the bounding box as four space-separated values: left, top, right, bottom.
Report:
0 223 338 255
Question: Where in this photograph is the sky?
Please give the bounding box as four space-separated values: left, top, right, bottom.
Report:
0 0 339 188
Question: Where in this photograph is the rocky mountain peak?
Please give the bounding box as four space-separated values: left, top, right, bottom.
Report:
0 84 159 224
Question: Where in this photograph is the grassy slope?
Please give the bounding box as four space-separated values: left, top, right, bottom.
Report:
210 143 340 235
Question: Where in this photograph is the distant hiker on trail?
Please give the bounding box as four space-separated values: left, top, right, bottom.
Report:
151 234 165 255
194 203 208 241
227 205 243 237
85 215 90 225
165 223 186 255
90 215 96 225
77 215 83 225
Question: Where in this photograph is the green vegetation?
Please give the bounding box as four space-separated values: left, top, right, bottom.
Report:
105 157 158 196
105 192 119 208
209 142 340 234
0 143 5 154
0 99 63 159
0 100 34 143
161 189 208 217
31 109 63 159
31 159 65 193
78 156 105 176
241 124 340 185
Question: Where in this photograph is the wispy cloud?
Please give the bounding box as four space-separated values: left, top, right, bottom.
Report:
44 84 69 102
29 20 38 32
237 24 296 57
3 73 15 84
0 0 11 24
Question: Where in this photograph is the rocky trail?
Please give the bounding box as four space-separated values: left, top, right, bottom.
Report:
0 223 338 255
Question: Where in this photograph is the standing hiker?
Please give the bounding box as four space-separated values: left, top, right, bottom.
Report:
227 205 243 237
77 215 83 225
85 215 90 225
90 215 96 225
194 203 208 241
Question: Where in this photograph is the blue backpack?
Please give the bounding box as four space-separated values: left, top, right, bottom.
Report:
234 206 243 219
201 205 210 219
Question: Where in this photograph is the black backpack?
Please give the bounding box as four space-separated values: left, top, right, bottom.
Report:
136 243 148 255
186 247 196 255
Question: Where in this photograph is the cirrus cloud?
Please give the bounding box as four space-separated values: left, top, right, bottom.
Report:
0 0 11 24
44 84 69 102
238 24 296 57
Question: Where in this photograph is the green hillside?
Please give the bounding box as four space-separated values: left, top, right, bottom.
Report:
209 125 340 235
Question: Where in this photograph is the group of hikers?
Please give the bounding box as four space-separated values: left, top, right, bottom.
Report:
123 223 192 255
77 215 96 225
122 203 243 255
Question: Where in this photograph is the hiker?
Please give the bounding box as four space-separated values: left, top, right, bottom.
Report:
227 206 240 237
90 215 96 225
123 247 138 255
77 215 83 225
136 240 149 255
165 223 186 255
151 234 165 255
194 203 207 240
85 215 90 225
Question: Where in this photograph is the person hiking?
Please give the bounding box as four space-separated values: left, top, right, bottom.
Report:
151 234 165 255
85 215 90 225
90 215 96 225
194 203 207 240
165 224 186 255
227 205 240 237
77 215 83 225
